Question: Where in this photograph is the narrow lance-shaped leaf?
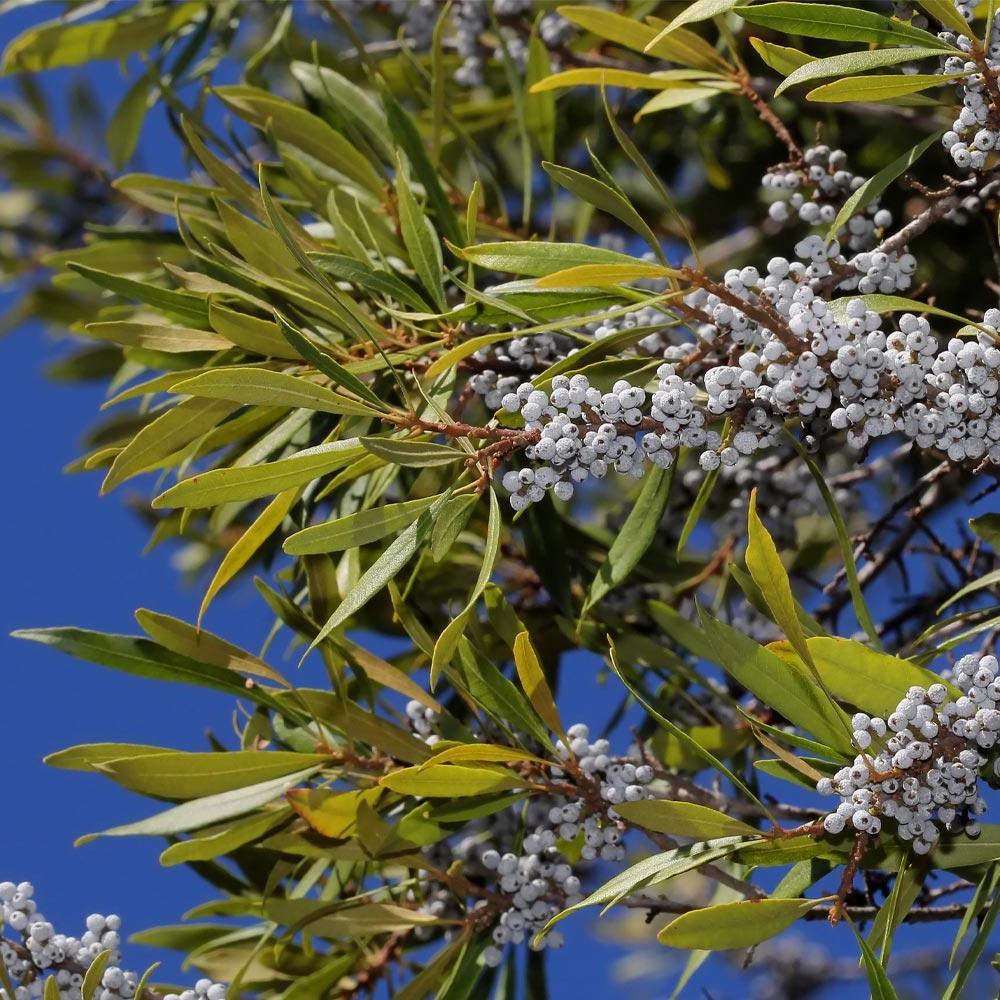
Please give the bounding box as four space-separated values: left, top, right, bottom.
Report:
806 72 963 104
199 487 298 625
306 490 454 654
615 799 759 840
284 495 441 555
585 462 674 610
658 897 826 950
739 3 956 49
777 46 951 97
512 630 564 739
396 152 446 312
430 489 503 686
172 367 382 417
75 767 322 843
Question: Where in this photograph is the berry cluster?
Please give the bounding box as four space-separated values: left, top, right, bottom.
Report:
478 723 654 967
763 144 892 251
0 884 225 1000
940 11 1000 171
405 699 443 746
817 654 1000 853
468 333 571 409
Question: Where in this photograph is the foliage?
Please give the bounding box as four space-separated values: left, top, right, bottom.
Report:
4 1 1000 998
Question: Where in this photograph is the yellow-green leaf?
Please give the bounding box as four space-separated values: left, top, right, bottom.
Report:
658 897 825 949
381 764 526 797
512 630 564 738
806 72 961 103
616 799 760 840
199 487 298 624
534 262 677 289
172 367 381 417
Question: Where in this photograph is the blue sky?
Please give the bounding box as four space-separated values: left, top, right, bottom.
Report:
0 3 992 997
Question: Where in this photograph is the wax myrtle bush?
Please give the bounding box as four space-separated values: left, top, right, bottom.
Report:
7 0 1000 997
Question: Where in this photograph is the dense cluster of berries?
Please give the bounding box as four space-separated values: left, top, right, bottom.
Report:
0 884 225 1000
468 333 571 409
453 0 571 86
817 654 1000 853
478 723 654 967
940 12 1000 170
763 144 892 252
405 717 656 969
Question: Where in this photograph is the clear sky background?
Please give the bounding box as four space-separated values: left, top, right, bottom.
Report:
0 4 990 998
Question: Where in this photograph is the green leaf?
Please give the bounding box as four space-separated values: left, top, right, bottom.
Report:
525 33 555 161
746 489 816 669
13 627 296 720
513 630 564 738
431 494 478 561
396 153 446 312
940 566 1000 610
66 263 210 327
289 60 393 163
75 767 322 843
430 491 502 686
869 855 922 965
806 72 960 103
739 3 956 48
748 37 814 74
274 312 386 408
942 872 1000 1000
215 85 383 194
361 437 464 468
608 641 773 812
534 262 676 288
99 750 331 798
916 0 972 32
970 513 1000 550
160 808 290 866
776 46 950 96
285 495 440 554
541 162 663 257
949 862 1000 967
767 637 957 716
585 464 674 610
152 438 365 509
635 85 732 118
306 491 454 651
381 764 525 797
774 46 941 97
786 435 880 644
102 397 238 494
615 799 759 840
107 74 152 170
44 743 174 772
646 0 745 43
309 252 432 312
456 640 553 749
135 609 288 687
456 240 650 277
2 3 202 72
538 838 753 939
558 5 664 53
529 67 676 93
82 950 114 1000
699 611 854 754
849 920 900 1000
380 81 462 246
658 897 824 949
199 488 298 623
172 367 381 417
